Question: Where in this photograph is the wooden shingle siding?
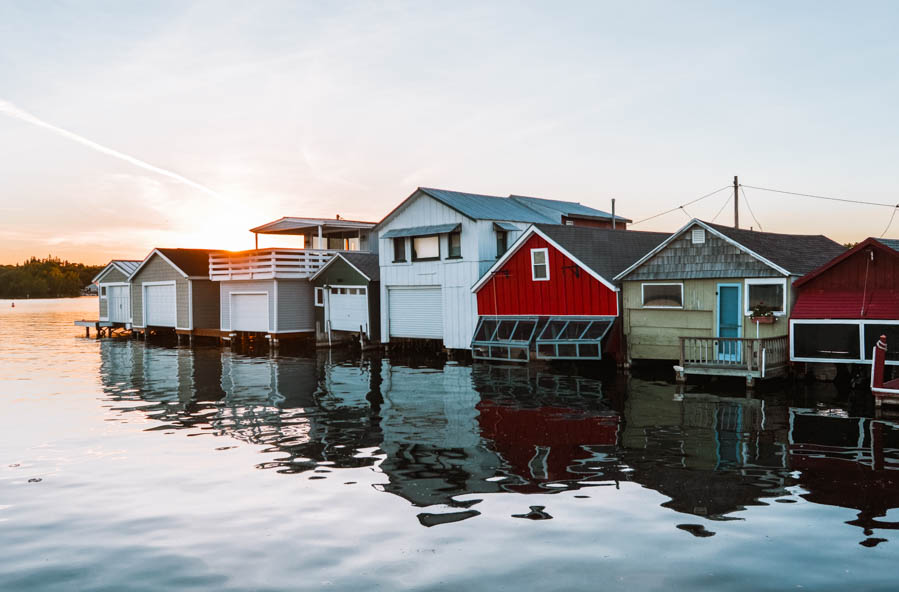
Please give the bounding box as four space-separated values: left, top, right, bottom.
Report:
131 254 189 327
98 267 128 283
190 279 221 330
625 226 780 281
277 280 314 332
219 280 275 332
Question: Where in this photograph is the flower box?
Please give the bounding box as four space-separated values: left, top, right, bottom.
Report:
751 316 776 324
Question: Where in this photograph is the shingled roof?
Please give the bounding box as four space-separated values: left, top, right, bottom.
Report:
155 248 220 277
703 222 846 276
338 252 380 281
533 224 670 282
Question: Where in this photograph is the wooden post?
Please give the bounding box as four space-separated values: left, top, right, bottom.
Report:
734 175 739 229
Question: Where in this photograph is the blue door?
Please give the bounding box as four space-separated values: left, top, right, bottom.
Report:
717 284 742 361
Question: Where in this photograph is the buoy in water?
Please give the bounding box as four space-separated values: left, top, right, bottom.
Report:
10 302 14 308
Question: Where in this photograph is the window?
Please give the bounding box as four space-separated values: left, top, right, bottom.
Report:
642 283 683 308
412 235 439 260
531 248 549 281
448 231 462 258
100 286 107 298
496 231 508 258
745 278 786 316
691 229 706 244
314 287 324 307
393 238 406 262
793 323 860 360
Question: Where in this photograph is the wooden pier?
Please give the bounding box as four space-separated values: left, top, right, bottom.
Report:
676 335 789 388
74 320 132 338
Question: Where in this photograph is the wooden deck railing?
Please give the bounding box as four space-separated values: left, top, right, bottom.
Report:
679 335 789 378
209 248 342 281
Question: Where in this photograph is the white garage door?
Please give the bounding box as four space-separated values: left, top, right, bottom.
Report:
389 287 443 339
231 293 269 332
145 284 177 327
328 287 368 332
108 285 130 323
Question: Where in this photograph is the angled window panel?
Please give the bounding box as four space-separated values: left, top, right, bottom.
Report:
535 316 615 360
471 316 540 362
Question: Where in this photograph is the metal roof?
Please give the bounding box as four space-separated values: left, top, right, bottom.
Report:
877 238 899 252
250 217 376 235
509 195 632 223
381 223 460 238
92 259 141 284
493 221 520 231
792 289 899 320
418 188 557 223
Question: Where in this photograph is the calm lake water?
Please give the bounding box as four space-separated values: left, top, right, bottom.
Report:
2 298 898 591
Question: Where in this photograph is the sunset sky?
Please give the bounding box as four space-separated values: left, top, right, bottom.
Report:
2 1 899 264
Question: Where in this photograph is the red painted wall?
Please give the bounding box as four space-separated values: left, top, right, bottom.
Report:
802 244 899 292
476 234 618 316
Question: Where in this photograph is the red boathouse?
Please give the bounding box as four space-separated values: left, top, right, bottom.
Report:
470 224 668 362
790 237 899 366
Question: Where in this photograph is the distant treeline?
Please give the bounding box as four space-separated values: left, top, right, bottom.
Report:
0 257 104 299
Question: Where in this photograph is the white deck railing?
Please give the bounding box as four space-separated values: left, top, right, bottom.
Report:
209 248 342 281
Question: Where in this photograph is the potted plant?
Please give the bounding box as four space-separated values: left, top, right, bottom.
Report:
750 302 776 324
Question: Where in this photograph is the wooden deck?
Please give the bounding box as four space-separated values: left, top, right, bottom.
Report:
677 335 789 386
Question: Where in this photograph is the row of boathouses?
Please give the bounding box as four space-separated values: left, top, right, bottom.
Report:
86 185 898 386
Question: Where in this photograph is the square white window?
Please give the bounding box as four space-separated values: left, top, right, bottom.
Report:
745 279 786 316
412 235 440 260
531 248 549 281
314 287 324 307
642 283 683 308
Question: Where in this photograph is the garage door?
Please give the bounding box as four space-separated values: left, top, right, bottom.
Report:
231 293 269 332
145 284 176 327
328 287 368 332
108 286 130 323
388 287 443 339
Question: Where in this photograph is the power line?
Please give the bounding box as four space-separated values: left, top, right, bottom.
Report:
741 184 899 210
740 186 763 231
631 185 732 226
711 194 732 222
881 208 898 238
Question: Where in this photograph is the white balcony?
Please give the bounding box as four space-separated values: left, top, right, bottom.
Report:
209 248 342 281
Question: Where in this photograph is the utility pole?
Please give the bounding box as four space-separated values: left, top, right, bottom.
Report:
611 198 616 230
733 175 739 229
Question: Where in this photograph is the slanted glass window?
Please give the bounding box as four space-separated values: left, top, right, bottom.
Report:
496 231 508 258
448 231 462 259
314 287 324 307
412 235 439 261
393 238 406 262
745 278 786 316
793 323 860 361
535 317 614 360
642 283 683 308
471 316 540 363
531 248 549 281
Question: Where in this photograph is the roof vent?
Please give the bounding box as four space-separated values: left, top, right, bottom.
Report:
691 228 706 245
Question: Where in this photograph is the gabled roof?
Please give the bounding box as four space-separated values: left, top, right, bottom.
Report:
129 248 222 280
310 252 380 282
794 237 899 289
377 186 631 229
509 195 632 223
92 259 141 284
472 224 669 293
614 219 846 280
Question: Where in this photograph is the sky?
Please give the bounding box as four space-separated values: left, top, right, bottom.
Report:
2 1 899 264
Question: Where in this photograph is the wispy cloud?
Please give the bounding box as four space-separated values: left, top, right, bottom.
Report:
0 99 226 201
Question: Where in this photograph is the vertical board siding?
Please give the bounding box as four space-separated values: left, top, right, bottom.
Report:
219 280 276 332
802 246 899 292
277 279 314 332
130 254 189 327
476 234 617 316
190 280 221 330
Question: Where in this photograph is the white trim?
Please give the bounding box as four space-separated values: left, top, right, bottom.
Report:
309 252 372 282
471 225 620 293
614 219 792 281
641 282 684 309
531 248 550 281
789 318 899 366
273 280 279 333
187 280 194 330
128 249 190 280
314 286 325 307
744 277 787 316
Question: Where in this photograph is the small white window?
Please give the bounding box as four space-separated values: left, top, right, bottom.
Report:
691 229 706 244
531 248 550 281
314 287 324 307
745 278 786 316
642 283 684 308
100 286 107 298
